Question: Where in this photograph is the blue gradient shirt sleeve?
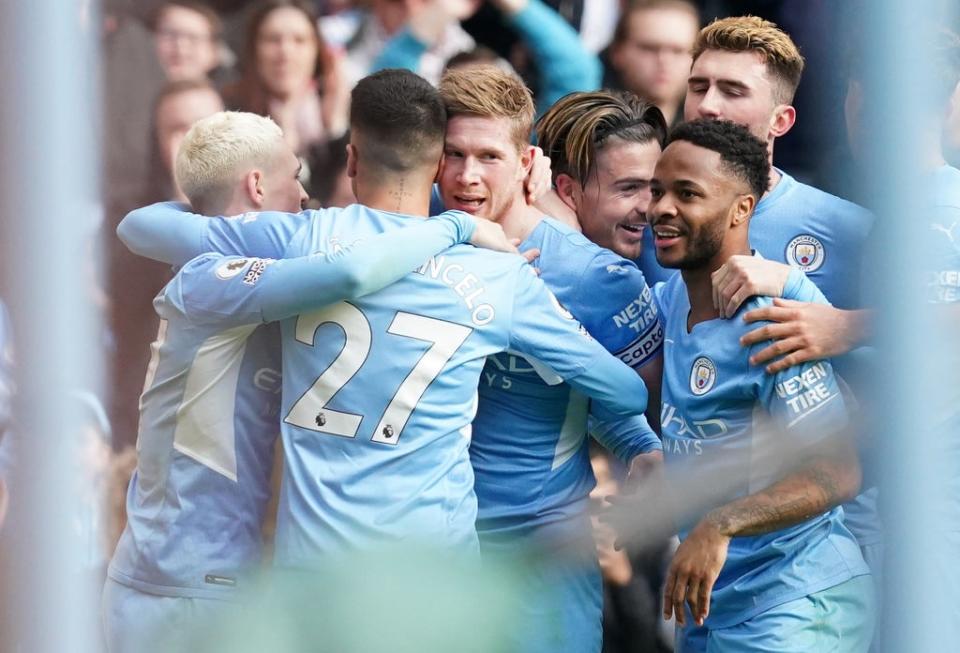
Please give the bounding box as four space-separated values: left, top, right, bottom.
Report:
507 268 649 418
589 412 662 463
118 202 309 265
171 213 478 326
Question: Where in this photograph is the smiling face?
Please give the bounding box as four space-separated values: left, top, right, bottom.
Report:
571 138 662 260
684 49 781 143
649 140 749 270
439 114 531 223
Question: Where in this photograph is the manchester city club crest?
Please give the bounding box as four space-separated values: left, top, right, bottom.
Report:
785 234 825 272
215 258 248 280
689 356 717 395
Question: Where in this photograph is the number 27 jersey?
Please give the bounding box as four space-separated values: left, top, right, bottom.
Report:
273 210 648 565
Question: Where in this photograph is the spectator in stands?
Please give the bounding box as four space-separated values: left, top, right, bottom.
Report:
607 0 699 127
374 0 601 114
150 1 223 82
223 0 350 156
108 80 223 457
343 0 477 88
304 133 354 208
148 79 225 202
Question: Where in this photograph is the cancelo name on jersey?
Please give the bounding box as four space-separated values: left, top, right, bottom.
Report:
413 254 496 326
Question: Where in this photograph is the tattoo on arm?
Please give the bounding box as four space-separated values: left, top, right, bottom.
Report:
705 453 856 538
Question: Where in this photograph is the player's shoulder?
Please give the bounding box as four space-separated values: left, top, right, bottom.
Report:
781 173 874 234
222 207 317 227
538 217 647 282
440 243 529 274
536 217 635 268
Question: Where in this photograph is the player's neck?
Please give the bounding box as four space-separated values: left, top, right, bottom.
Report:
763 151 782 198
356 176 432 217
682 246 751 329
496 195 544 243
681 267 720 329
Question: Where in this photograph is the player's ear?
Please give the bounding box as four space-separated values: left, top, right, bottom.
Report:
731 193 755 226
520 145 536 172
245 170 265 208
345 143 358 179
769 103 796 139
554 173 579 212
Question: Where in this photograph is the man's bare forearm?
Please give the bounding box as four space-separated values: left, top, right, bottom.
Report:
702 446 860 538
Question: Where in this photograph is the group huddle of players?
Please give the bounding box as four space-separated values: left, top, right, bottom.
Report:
101 13 960 653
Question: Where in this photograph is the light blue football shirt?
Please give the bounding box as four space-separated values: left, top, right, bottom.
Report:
109 209 482 597
471 217 662 545
636 170 880 546
118 203 651 566
654 265 869 629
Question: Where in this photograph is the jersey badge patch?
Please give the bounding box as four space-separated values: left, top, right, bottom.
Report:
785 235 825 272
215 259 248 280
690 356 717 395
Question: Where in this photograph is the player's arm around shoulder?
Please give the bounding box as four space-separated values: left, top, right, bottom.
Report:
171 253 287 329
736 271 871 373
118 202 313 266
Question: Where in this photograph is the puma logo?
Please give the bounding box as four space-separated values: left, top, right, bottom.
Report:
931 221 959 243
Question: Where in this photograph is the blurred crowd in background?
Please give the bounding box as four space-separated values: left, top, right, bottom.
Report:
1 1 957 651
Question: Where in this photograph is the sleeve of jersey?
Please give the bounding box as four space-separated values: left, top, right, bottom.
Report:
757 349 850 450
117 202 307 265
507 267 649 418
259 212 474 320
781 268 831 304
575 254 664 372
589 412 662 463
177 213 475 326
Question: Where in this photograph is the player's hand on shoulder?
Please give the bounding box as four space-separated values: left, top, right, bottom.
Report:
740 300 865 373
469 218 518 255
524 146 552 205
712 255 791 318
